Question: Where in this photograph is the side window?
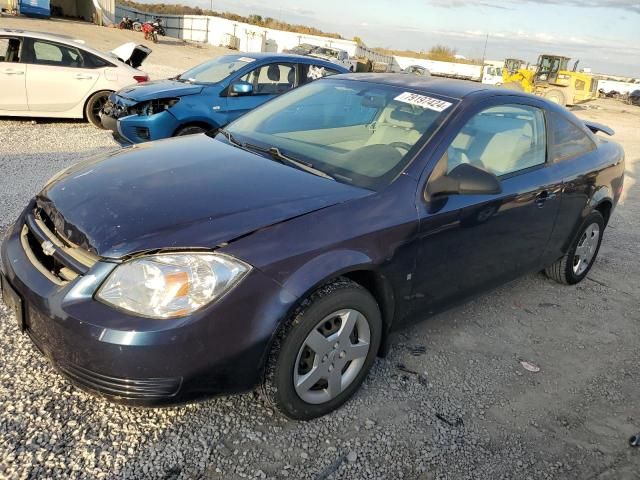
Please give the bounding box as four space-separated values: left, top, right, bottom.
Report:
549 112 595 162
448 104 547 177
30 40 85 68
239 62 296 95
83 51 112 69
0 37 22 63
303 64 341 82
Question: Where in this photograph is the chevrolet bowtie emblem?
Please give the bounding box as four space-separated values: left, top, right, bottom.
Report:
41 240 55 257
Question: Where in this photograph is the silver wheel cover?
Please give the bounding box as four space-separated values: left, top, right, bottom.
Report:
573 223 600 275
293 309 371 405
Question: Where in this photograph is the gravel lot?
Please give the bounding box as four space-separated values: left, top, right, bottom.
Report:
1 17 640 480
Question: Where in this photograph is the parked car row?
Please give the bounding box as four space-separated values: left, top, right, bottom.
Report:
100 53 347 144
0 31 626 420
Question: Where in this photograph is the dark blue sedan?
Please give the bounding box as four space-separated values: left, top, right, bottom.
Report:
100 53 347 144
1 74 625 419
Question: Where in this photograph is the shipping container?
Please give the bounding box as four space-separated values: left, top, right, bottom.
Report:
19 0 50 17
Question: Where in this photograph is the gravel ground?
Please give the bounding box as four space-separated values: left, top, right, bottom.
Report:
1 17 640 480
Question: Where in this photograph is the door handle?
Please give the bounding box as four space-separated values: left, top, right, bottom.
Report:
535 191 556 208
74 74 94 80
2 69 24 75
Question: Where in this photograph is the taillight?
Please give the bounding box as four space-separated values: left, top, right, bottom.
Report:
133 75 149 83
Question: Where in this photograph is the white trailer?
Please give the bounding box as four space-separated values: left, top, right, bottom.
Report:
394 55 484 81
597 79 640 95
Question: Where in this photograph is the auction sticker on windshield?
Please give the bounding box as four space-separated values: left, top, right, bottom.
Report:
394 92 452 112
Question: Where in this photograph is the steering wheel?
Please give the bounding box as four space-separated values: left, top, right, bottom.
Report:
389 142 412 153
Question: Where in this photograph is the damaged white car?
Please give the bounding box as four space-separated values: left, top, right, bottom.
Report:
0 29 151 128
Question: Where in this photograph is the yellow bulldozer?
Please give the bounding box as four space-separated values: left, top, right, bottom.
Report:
502 54 598 106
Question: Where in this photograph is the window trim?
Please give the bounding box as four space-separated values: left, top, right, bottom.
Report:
547 111 597 164
22 37 87 69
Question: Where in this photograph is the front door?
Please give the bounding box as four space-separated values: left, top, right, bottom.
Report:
224 62 298 124
0 36 27 111
23 38 98 113
409 99 562 316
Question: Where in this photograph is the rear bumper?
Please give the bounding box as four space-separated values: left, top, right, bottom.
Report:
1 206 296 406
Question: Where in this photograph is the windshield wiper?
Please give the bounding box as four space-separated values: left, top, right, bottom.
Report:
243 143 335 181
211 127 242 147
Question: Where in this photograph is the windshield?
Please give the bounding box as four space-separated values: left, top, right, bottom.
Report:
178 55 255 84
226 79 457 190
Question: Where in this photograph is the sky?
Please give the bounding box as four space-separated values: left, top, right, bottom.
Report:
142 0 640 77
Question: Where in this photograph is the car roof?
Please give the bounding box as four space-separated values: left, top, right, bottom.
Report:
1 28 81 44
0 28 124 63
333 73 496 100
221 52 349 70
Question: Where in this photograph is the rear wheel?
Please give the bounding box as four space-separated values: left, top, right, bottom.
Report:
545 211 604 285
262 278 382 420
543 88 567 106
175 125 208 136
85 91 111 129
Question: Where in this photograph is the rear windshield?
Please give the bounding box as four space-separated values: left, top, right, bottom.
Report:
178 55 255 84
227 79 457 190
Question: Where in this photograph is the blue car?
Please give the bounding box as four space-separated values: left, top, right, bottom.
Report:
100 53 347 144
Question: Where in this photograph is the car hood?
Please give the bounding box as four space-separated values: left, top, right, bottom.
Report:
37 135 370 259
116 79 204 102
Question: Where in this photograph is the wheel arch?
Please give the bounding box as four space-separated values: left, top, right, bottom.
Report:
272 250 398 359
172 120 216 136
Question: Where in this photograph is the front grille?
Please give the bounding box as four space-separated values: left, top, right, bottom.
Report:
59 363 182 399
21 208 98 285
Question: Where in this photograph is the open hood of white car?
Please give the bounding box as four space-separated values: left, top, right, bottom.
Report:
111 43 152 69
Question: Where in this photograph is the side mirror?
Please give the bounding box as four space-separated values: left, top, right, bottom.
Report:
427 163 501 199
230 81 253 96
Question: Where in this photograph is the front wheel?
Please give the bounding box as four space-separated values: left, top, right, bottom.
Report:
545 211 605 284
175 125 208 136
262 278 382 420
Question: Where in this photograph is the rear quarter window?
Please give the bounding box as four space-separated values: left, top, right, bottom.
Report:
549 111 596 162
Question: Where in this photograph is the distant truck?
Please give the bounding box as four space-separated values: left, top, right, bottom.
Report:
18 0 49 17
308 46 357 72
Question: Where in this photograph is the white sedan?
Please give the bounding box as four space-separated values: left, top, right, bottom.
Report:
0 29 151 128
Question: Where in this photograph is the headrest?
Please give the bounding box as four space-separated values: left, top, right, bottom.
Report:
267 64 281 82
288 68 295 84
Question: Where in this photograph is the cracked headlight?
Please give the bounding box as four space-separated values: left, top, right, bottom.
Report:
96 253 250 318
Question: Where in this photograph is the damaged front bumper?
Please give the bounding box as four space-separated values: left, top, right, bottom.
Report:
101 94 179 145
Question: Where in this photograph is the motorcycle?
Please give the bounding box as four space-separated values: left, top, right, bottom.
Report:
153 18 166 37
118 16 133 30
142 22 158 43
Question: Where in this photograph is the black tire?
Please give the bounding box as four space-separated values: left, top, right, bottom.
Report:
502 81 524 91
262 278 382 420
543 88 567 106
175 125 208 136
85 91 111 129
545 211 605 285
133 23 142 32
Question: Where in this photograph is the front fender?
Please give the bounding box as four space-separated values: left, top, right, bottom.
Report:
280 249 375 298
